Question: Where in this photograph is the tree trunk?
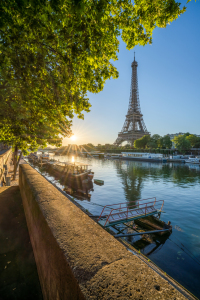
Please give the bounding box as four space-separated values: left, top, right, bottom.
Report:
13 146 22 180
13 146 18 171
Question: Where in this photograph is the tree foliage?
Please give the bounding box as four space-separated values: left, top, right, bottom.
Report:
134 134 173 150
186 134 198 147
147 134 161 149
0 0 186 173
163 135 172 149
134 135 150 149
172 135 191 153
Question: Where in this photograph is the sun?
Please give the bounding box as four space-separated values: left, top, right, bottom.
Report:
70 135 76 141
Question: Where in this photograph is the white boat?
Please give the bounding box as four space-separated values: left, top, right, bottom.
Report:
185 157 200 164
122 152 166 162
169 155 185 160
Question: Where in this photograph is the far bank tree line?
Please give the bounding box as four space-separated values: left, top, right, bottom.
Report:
134 133 200 153
93 133 200 154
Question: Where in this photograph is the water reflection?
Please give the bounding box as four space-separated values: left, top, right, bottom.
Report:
115 161 200 192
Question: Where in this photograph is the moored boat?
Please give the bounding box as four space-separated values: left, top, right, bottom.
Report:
94 179 104 185
45 161 94 192
185 157 200 164
121 152 166 162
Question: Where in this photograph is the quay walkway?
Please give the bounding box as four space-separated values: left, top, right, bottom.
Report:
0 186 43 300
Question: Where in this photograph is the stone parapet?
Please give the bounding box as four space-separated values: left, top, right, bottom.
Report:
19 164 187 300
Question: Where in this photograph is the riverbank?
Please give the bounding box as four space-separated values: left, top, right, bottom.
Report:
0 149 198 299
19 163 192 299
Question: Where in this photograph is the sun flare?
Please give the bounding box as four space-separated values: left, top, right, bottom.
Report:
70 135 76 141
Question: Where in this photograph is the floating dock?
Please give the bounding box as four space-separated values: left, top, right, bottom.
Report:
98 197 164 227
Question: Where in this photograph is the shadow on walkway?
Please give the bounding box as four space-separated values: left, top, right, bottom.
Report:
0 186 43 300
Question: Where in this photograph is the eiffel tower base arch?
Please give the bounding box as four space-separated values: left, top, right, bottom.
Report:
114 131 149 147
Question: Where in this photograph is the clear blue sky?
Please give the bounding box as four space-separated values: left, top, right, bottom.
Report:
63 0 200 146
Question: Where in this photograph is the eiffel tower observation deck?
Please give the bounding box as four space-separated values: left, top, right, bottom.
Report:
114 54 150 146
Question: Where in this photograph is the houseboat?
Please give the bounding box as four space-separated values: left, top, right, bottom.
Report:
45 161 94 192
185 157 200 164
121 152 167 163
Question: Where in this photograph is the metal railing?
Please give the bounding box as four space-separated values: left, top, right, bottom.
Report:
98 197 164 226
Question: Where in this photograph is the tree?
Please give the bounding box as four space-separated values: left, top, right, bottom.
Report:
172 135 191 154
163 135 172 149
147 134 161 149
194 140 200 148
134 135 150 149
0 0 186 172
147 140 157 149
0 88 73 179
183 132 191 137
0 106 70 178
0 0 186 122
157 137 164 149
186 135 198 148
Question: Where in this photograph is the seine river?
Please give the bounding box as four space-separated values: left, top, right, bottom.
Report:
35 155 200 298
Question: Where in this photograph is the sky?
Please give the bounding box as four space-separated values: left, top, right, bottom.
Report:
63 0 200 146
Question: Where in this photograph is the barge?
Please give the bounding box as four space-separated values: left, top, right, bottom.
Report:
45 161 94 194
121 152 167 163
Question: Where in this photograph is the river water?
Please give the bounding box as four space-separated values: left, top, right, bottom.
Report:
35 155 200 298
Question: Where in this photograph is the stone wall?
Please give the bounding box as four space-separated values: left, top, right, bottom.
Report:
19 164 187 300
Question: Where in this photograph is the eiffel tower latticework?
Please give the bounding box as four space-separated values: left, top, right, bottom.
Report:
114 54 150 146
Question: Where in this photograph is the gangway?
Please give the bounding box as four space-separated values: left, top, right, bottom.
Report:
98 197 164 227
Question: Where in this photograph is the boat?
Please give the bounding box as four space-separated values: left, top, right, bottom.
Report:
98 197 164 227
45 161 94 192
185 157 200 164
121 152 166 162
94 179 104 185
134 215 172 236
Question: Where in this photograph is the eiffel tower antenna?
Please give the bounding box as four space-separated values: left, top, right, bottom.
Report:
114 55 150 146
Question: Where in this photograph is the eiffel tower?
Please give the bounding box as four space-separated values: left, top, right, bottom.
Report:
114 54 150 146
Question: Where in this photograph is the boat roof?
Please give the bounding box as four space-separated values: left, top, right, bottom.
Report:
121 152 163 156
